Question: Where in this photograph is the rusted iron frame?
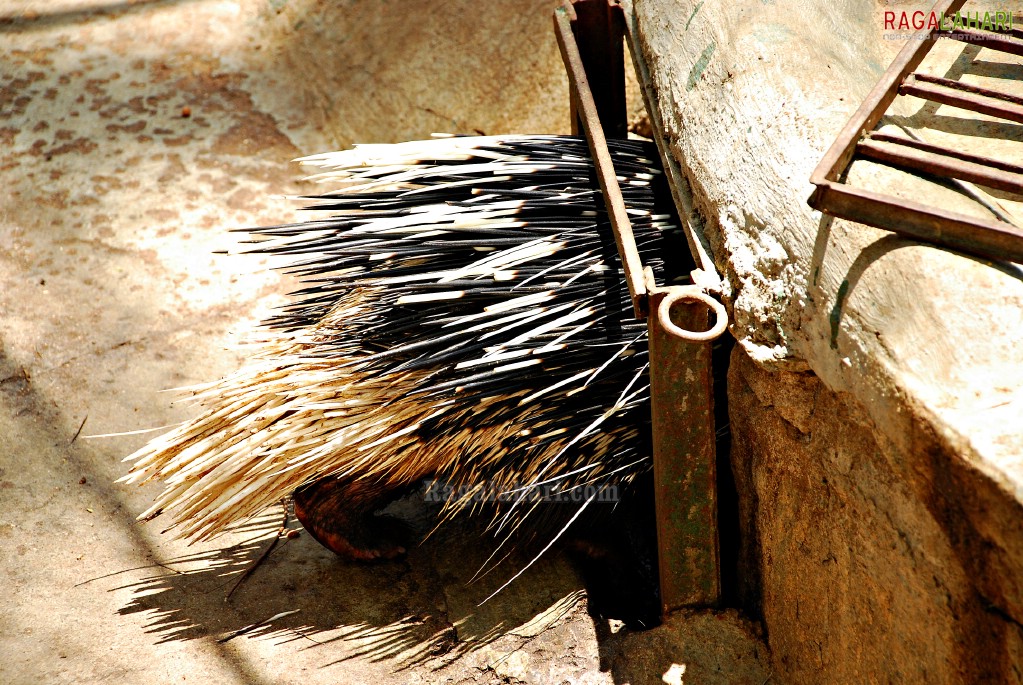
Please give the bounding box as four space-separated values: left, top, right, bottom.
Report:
858 135 1023 195
812 183 1023 259
901 73 1023 124
809 0 1023 263
618 0 726 611
555 0 727 614
810 0 965 185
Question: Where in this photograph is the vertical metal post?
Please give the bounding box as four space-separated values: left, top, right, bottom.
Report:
562 0 628 139
557 0 725 615
647 280 721 611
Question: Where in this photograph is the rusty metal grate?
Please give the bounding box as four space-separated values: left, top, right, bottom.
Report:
809 0 1023 263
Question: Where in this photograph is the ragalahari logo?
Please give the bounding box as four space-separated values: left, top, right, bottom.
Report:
883 9 1015 32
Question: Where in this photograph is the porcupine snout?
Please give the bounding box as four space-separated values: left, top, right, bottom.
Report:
292 478 415 561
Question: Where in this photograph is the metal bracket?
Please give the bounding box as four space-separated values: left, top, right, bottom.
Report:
555 0 727 614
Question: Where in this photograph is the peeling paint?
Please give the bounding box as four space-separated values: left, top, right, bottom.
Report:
686 42 716 91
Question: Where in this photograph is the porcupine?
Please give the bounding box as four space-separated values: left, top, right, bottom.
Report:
121 134 677 587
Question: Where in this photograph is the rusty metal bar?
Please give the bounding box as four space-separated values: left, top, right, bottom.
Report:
869 132 1023 175
810 0 966 186
900 73 1023 124
647 273 722 613
565 0 581 137
943 26 1023 57
911 72 1023 107
891 126 1023 226
809 181 1023 262
858 136 1023 194
554 2 647 318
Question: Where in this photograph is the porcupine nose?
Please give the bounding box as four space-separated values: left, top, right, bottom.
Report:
293 478 410 562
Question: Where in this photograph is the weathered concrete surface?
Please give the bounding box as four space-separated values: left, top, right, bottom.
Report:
0 1 774 683
730 350 1023 683
631 0 1023 681
599 609 769 685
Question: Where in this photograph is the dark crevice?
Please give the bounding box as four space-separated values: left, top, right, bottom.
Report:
713 331 740 609
980 593 1023 633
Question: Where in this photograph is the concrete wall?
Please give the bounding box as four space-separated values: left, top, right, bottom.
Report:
630 0 1023 680
730 350 1023 683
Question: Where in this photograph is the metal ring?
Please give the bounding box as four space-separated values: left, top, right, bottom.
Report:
656 289 728 342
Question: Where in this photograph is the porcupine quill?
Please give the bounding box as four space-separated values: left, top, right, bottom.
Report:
121 134 676 596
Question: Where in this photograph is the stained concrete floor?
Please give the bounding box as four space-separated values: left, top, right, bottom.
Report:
0 1 769 683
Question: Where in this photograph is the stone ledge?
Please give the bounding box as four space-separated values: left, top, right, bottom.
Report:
631 0 1023 680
